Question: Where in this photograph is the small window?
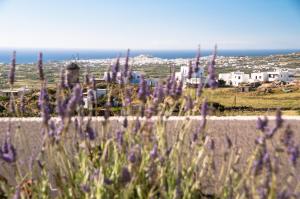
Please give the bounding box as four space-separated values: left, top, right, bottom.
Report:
238 76 241 79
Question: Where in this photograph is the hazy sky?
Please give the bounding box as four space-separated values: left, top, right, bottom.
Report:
0 0 300 50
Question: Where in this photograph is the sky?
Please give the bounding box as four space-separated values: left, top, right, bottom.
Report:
0 0 300 50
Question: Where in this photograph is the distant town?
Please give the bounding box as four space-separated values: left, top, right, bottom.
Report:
0 52 299 90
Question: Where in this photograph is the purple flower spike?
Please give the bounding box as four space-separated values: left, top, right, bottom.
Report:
150 144 158 159
175 81 183 97
9 93 16 114
200 99 208 130
112 57 120 82
188 60 193 79
124 49 130 78
288 145 299 167
37 52 44 81
133 117 141 133
194 45 200 73
9 51 16 86
153 83 164 104
138 75 147 102
66 84 82 116
0 131 16 163
86 119 96 140
128 150 136 164
281 125 293 147
39 84 50 126
124 88 132 106
84 65 90 86
120 167 131 184
123 117 128 128
275 108 283 129
207 45 218 89
201 99 208 117
116 130 124 147
256 116 268 131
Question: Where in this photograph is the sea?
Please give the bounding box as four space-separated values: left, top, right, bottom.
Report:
0 49 299 64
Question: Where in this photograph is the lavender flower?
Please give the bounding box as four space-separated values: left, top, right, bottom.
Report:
138 75 147 102
133 117 141 133
128 150 136 164
87 89 96 108
124 49 130 77
84 65 90 86
8 51 16 86
145 106 155 119
188 60 193 79
111 57 120 82
116 131 124 147
150 144 158 159
66 84 82 116
252 152 264 176
86 119 96 140
281 124 293 147
175 81 183 97
207 45 218 89
9 93 16 115
164 76 172 96
128 145 141 164
80 184 91 193
256 116 268 131
0 129 16 163
225 134 232 149
56 94 67 119
275 108 283 129
39 84 50 126
37 52 44 81
74 117 84 139
194 45 200 73
288 145 299 167
200 99 208 125
123 117 128 128
120 167 131 184
124 88 132 106
153 83 164 104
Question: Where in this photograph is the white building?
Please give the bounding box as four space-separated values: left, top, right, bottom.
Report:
250 72 268 83
175 66 204 85
218 71 249 86
250 69 294 83
267 69 293 82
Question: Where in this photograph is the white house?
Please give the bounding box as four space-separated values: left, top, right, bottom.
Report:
249 69 294 83
218 71 249 86
266 69 293 82
250 72 268 83
175 66 204 85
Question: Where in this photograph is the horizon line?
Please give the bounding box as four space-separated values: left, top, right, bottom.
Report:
0 47 300 52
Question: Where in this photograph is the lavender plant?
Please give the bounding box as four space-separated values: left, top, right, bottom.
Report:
0 47 299 199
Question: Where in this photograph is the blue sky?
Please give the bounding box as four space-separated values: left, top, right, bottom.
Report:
0 0 299 50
